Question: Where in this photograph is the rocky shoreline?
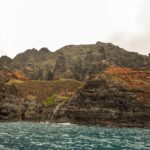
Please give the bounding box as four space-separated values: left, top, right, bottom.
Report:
0 67 150 128
53 75 150 127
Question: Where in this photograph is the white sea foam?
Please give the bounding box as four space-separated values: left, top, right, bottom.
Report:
59 123 72 125
0 145 5 150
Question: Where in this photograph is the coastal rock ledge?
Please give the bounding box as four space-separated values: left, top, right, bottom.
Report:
54 67 150 127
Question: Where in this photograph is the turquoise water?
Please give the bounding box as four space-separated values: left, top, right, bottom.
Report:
0 122 149 150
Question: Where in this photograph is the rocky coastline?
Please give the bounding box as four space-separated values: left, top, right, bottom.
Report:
0 42 150 127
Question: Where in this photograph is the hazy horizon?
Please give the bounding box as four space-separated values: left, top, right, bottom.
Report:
0 0 150 58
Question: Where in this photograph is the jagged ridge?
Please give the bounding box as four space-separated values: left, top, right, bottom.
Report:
0 42 149 81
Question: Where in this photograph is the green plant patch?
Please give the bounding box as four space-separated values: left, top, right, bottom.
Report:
5 79 24 85
43 95 56 107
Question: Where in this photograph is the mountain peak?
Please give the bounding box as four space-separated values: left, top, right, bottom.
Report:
0 55 12 66
96 41 103 45
39 47 50 53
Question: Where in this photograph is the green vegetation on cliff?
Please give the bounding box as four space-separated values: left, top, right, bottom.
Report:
43 95 56 107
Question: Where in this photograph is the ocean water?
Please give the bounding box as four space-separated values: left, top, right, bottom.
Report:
0 122 149 150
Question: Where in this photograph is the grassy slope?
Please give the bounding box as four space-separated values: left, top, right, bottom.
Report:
14 79 84 102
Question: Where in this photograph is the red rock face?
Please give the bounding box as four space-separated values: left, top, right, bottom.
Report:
0 70 28 82
104 66 150 81
13 70 28 81
104 66 150 102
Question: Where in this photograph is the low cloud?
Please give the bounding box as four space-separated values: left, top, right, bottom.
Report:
108 0 150 55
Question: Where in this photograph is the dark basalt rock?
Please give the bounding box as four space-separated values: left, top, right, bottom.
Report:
0 81 58 121
0 67 150 127
0 82 22 121
54 71 150 127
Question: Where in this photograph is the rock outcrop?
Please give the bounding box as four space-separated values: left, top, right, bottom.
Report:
0 75 84 122
0 56 12 68
0 69 28 82
54 67 150 127
0 82 22 121
10 48 57 80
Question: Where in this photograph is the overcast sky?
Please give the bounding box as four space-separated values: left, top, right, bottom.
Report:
0 0 150 58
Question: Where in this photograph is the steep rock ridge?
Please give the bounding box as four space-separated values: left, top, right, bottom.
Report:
53 54 76 79
0 56 13 73
54 67 150 127
55 42 150 80
53 55 68 79
0 56 12 66
81 42 150 80
0 42 149 80
11 48 58 80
